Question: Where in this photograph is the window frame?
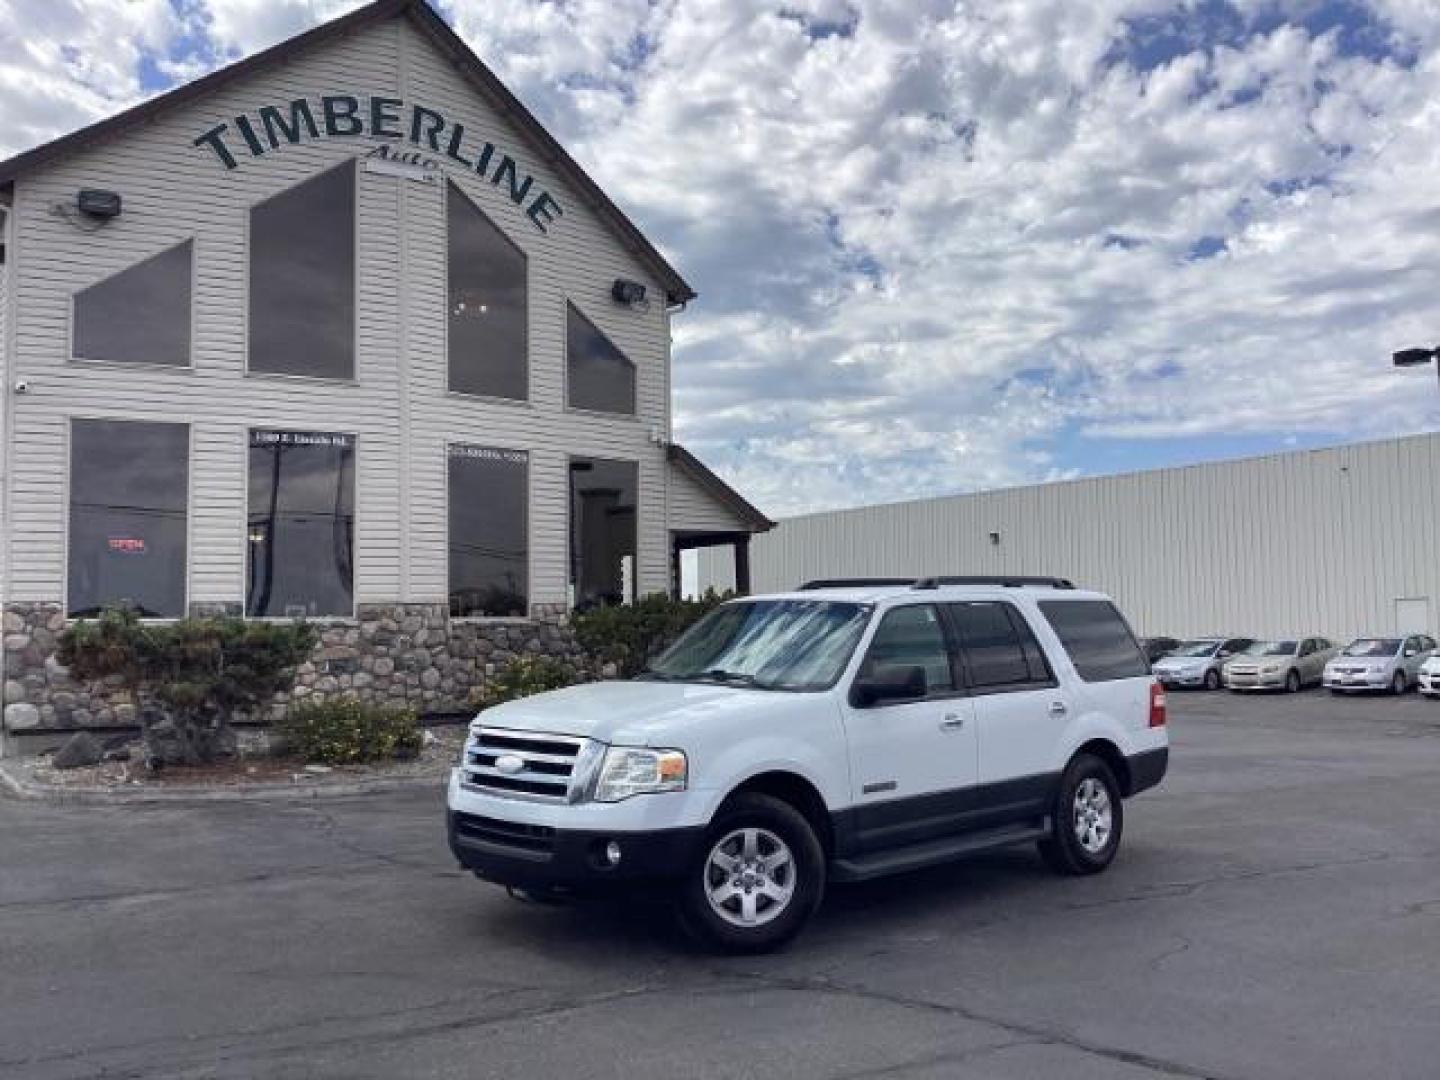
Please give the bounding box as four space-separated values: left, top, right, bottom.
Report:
243 160 360 385
243 428 359 621
564 299 638 418
69 238 198 371
446 441 532 622
943 600 1058 697
63 415 193 621
848 602 966 708
443 179 531 405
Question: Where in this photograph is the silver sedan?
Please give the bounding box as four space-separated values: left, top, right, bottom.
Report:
1323 635 1438 694
1224 638 1337 692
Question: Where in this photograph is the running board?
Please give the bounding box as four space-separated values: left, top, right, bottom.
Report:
830 820 1050 883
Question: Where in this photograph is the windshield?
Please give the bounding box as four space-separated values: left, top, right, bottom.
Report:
643 599 872 691
1170 640 1220 658
1342 638 1401 657
1245 640 1297 656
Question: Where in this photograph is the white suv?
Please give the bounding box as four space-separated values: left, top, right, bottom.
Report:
447 577 1169 952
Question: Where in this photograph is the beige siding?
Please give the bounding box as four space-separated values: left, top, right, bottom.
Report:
3 14 674 611
669 461 752 534
698 433 1440 642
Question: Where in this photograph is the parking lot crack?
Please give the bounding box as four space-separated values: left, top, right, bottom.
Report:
715 970 1233 1080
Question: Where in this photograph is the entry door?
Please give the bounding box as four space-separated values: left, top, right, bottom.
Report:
838 604 978 854
1395 597 1430 636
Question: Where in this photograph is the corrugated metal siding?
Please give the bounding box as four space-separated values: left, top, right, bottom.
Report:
698 432 1440 641
3 14 673 609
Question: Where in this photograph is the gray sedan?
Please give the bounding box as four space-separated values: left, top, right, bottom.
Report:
1224 637 1337 692
1323 635 1438 694
1153 637 1254 690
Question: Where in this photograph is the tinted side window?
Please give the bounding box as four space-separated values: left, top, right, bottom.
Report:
1038 600 1150 682
948 602 1051 690
448 445 528 617
567 302 636 414
448 181 528 400
859 605 953 697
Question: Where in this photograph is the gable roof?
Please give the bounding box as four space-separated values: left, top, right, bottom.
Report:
669 444 775 533
0 0 695 305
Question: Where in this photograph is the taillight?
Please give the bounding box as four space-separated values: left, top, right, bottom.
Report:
1149 681 1167 728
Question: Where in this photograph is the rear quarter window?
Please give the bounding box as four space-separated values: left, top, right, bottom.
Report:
1038 600 1150 682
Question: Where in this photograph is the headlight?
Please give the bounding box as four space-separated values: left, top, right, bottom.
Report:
593 747 687 802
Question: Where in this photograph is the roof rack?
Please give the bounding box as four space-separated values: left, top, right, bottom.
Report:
913 575 1076 590
798 578 918 590
798 575 1076 592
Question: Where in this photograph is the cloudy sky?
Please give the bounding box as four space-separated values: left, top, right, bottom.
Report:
4 0 1440 517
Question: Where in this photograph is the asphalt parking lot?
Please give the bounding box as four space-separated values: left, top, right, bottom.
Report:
3 690 1439 1080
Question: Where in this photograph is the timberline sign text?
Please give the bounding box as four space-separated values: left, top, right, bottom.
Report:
192 95 564 233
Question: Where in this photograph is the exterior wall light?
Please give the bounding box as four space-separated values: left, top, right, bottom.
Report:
611 278 647 306
77 189 123 219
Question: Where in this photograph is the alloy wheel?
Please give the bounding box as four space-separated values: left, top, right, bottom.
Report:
1072 777 1113 855
704 827 797 928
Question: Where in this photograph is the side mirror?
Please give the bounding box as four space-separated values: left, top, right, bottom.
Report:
1404 649 1418 658
853 665 926 707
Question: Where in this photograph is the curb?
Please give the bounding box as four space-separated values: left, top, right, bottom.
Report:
0 760 448 805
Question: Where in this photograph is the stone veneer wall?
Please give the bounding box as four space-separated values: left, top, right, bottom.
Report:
2 602 588 736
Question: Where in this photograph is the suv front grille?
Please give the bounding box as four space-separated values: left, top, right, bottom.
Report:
462 727 589 802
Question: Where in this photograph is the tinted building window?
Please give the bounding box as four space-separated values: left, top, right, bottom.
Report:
948 602 1052 690
567 302 635 414
247 431 355 617
449 445 528 617
68 419 188 618
859 605 953 696
74 241 192 367
249 161 355 379
570 458 637 608
448 182 527 399
1038 600 1149 681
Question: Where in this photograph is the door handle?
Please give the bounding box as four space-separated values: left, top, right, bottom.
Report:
939 713 965 730
1049 701 1068 717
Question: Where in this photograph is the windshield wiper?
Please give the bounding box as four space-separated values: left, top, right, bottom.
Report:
700 668 776 689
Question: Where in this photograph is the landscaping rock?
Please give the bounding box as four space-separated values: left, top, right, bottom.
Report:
4 702 41 731
52 732 104 770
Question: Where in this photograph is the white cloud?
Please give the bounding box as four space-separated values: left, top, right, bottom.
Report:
3 0 1439 518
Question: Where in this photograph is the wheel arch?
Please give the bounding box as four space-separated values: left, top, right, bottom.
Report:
1070 738 1133 797
722 771 835 857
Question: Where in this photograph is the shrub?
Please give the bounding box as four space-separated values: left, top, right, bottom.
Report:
472 655 582 710
59 607 318 765
571 590 732 678
279 698 423 766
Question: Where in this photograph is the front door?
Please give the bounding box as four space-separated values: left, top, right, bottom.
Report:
838 604 977 854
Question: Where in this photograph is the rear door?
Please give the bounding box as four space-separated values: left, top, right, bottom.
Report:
944 600 1065 827
838 604 978 853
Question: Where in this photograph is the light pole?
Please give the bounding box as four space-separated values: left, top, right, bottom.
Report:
1393 346 1440 386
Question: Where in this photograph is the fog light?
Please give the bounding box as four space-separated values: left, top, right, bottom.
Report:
605 840 623 867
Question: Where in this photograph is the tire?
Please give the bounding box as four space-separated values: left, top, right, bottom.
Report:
678 792 826 954
1038 754 1125 876
1203 668 1221 691
1285 669 1301 694
1391 670 1407 695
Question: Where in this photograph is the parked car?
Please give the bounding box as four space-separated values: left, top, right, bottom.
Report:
447 579 1168 953
1418 654 1440 697
1152 637 1254 690
1224 638 1337 692
1323 635 1438 694
1141 636 1181 663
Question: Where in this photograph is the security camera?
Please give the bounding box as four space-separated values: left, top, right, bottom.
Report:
13 379 30 394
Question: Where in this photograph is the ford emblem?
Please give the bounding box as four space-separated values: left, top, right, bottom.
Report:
494 754 525 775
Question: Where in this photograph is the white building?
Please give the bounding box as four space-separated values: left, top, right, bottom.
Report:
0 0 770 748
699 432 1440 642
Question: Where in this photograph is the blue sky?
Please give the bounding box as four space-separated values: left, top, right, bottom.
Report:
3 0 1440 516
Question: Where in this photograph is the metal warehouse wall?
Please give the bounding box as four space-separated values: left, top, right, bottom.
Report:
698 432 1440 641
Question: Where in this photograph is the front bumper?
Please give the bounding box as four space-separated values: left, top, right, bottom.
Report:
447 810 704 891
1155 669 1209 688
1324 670 1388 691
1418 672 1440 696
1225 671 1285 690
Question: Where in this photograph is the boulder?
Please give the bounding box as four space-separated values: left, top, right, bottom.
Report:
4 702 41 731
52 732 104 770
